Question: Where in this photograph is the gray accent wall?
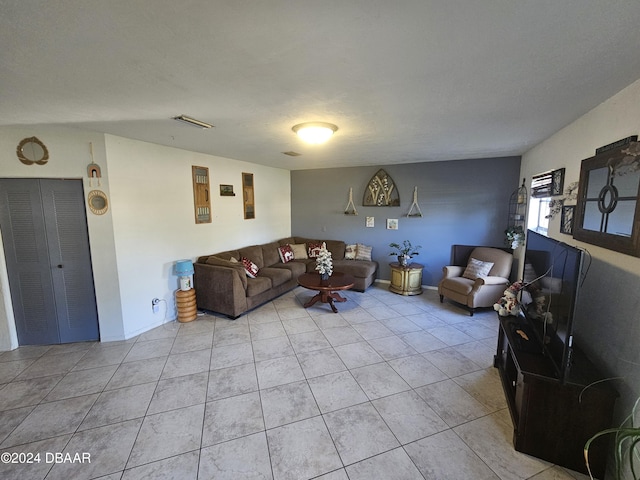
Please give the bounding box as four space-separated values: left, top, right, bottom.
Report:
291 156 521 286
574 257 640 411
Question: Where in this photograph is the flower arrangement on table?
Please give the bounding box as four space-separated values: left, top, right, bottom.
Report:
389 240 422 266
315 246 333 279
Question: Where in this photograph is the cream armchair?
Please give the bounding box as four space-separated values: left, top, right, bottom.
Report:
438 245 513 316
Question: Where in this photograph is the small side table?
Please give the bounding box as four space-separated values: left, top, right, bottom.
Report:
176 289 197 322
389 262 423 296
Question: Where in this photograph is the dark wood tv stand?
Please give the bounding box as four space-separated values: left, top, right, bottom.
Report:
494 314 617 479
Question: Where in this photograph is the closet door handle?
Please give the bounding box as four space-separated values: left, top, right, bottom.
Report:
57 264 63 269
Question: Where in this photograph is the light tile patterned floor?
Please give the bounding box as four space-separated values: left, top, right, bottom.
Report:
0 285 591 480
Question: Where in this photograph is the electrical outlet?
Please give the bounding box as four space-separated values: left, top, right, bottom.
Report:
152 298 160 313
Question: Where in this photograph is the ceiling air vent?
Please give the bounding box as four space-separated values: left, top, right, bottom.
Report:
282 151 302 156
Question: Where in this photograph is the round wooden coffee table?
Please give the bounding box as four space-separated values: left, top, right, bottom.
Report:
297 272 355 313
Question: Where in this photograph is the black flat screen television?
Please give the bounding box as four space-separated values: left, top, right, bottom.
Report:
520 229 585 382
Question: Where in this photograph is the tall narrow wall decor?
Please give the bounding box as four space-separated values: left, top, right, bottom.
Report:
192 166 211 224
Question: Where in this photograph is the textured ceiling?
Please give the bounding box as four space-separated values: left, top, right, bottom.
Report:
2 1 640 170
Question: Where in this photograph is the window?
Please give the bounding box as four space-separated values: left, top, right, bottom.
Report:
528 197 550 235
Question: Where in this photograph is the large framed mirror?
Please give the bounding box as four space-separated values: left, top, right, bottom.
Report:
574 142 640 257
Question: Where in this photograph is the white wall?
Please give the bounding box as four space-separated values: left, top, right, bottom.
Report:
0 125 124 348
521 77 640 472
104 135 291 338
521 78 640 275
0 127 291 349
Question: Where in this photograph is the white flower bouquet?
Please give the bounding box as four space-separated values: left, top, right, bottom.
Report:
315 246 333 277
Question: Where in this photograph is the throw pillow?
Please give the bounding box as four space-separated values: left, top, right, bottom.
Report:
241 257 260 278
290 243 308 259
307 241 326 258
355 243 372 261
277 244 294 264
344 244 357 260
462 257 494 280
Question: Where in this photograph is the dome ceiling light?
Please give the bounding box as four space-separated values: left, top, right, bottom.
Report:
292 122 338 144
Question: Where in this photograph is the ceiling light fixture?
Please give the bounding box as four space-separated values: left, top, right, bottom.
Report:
292 122 338 144
172 115 214 129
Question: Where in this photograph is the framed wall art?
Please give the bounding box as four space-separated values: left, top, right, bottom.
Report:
220 184 235 196
242 172 255 219
560 205 575 235
192 166 211 224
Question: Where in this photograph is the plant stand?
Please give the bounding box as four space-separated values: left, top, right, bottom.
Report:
389 262 423 296
176 289 197 323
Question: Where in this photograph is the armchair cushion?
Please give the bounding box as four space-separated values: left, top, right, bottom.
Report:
462 258 494 280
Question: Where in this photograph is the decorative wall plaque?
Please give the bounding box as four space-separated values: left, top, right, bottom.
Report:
242 172 255 219
363 169 400 206
87 190 109 215
16 136 49 165
192 166 211 224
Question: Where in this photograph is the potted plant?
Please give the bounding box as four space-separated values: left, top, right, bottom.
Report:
584 396 639 479
389 240 422 267
504 225 525 250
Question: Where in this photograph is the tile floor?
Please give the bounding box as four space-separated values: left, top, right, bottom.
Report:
0 284 591 480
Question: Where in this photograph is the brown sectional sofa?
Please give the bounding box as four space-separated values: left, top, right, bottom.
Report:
194 237 378 318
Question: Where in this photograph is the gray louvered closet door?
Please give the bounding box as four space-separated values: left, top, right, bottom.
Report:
0 178 99 345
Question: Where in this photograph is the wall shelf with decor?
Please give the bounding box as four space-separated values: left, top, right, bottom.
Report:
507 179 527 229
505 179 527 248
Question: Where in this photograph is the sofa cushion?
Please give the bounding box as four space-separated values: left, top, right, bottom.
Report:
277 244 294 263
293 237 318 246
202 255 247 289
324 240 346 260
279 237 297 247
206 255 243 270
258 267 292 288
238 245 264 268
333 259 377 278
308 241 325 258
246 276 272 297
290 243 308 259
213 250 240 261
344 244 357 260
241 257 260 278
261 242 281 267
356 243 373 261
271 261 308 277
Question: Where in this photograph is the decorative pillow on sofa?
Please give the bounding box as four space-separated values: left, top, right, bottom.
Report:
241 257 260 278
344 244 357 260
290 243 308 259
355 243 372 261
277 244 294 263
462 257 494 280
307 242 326 258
